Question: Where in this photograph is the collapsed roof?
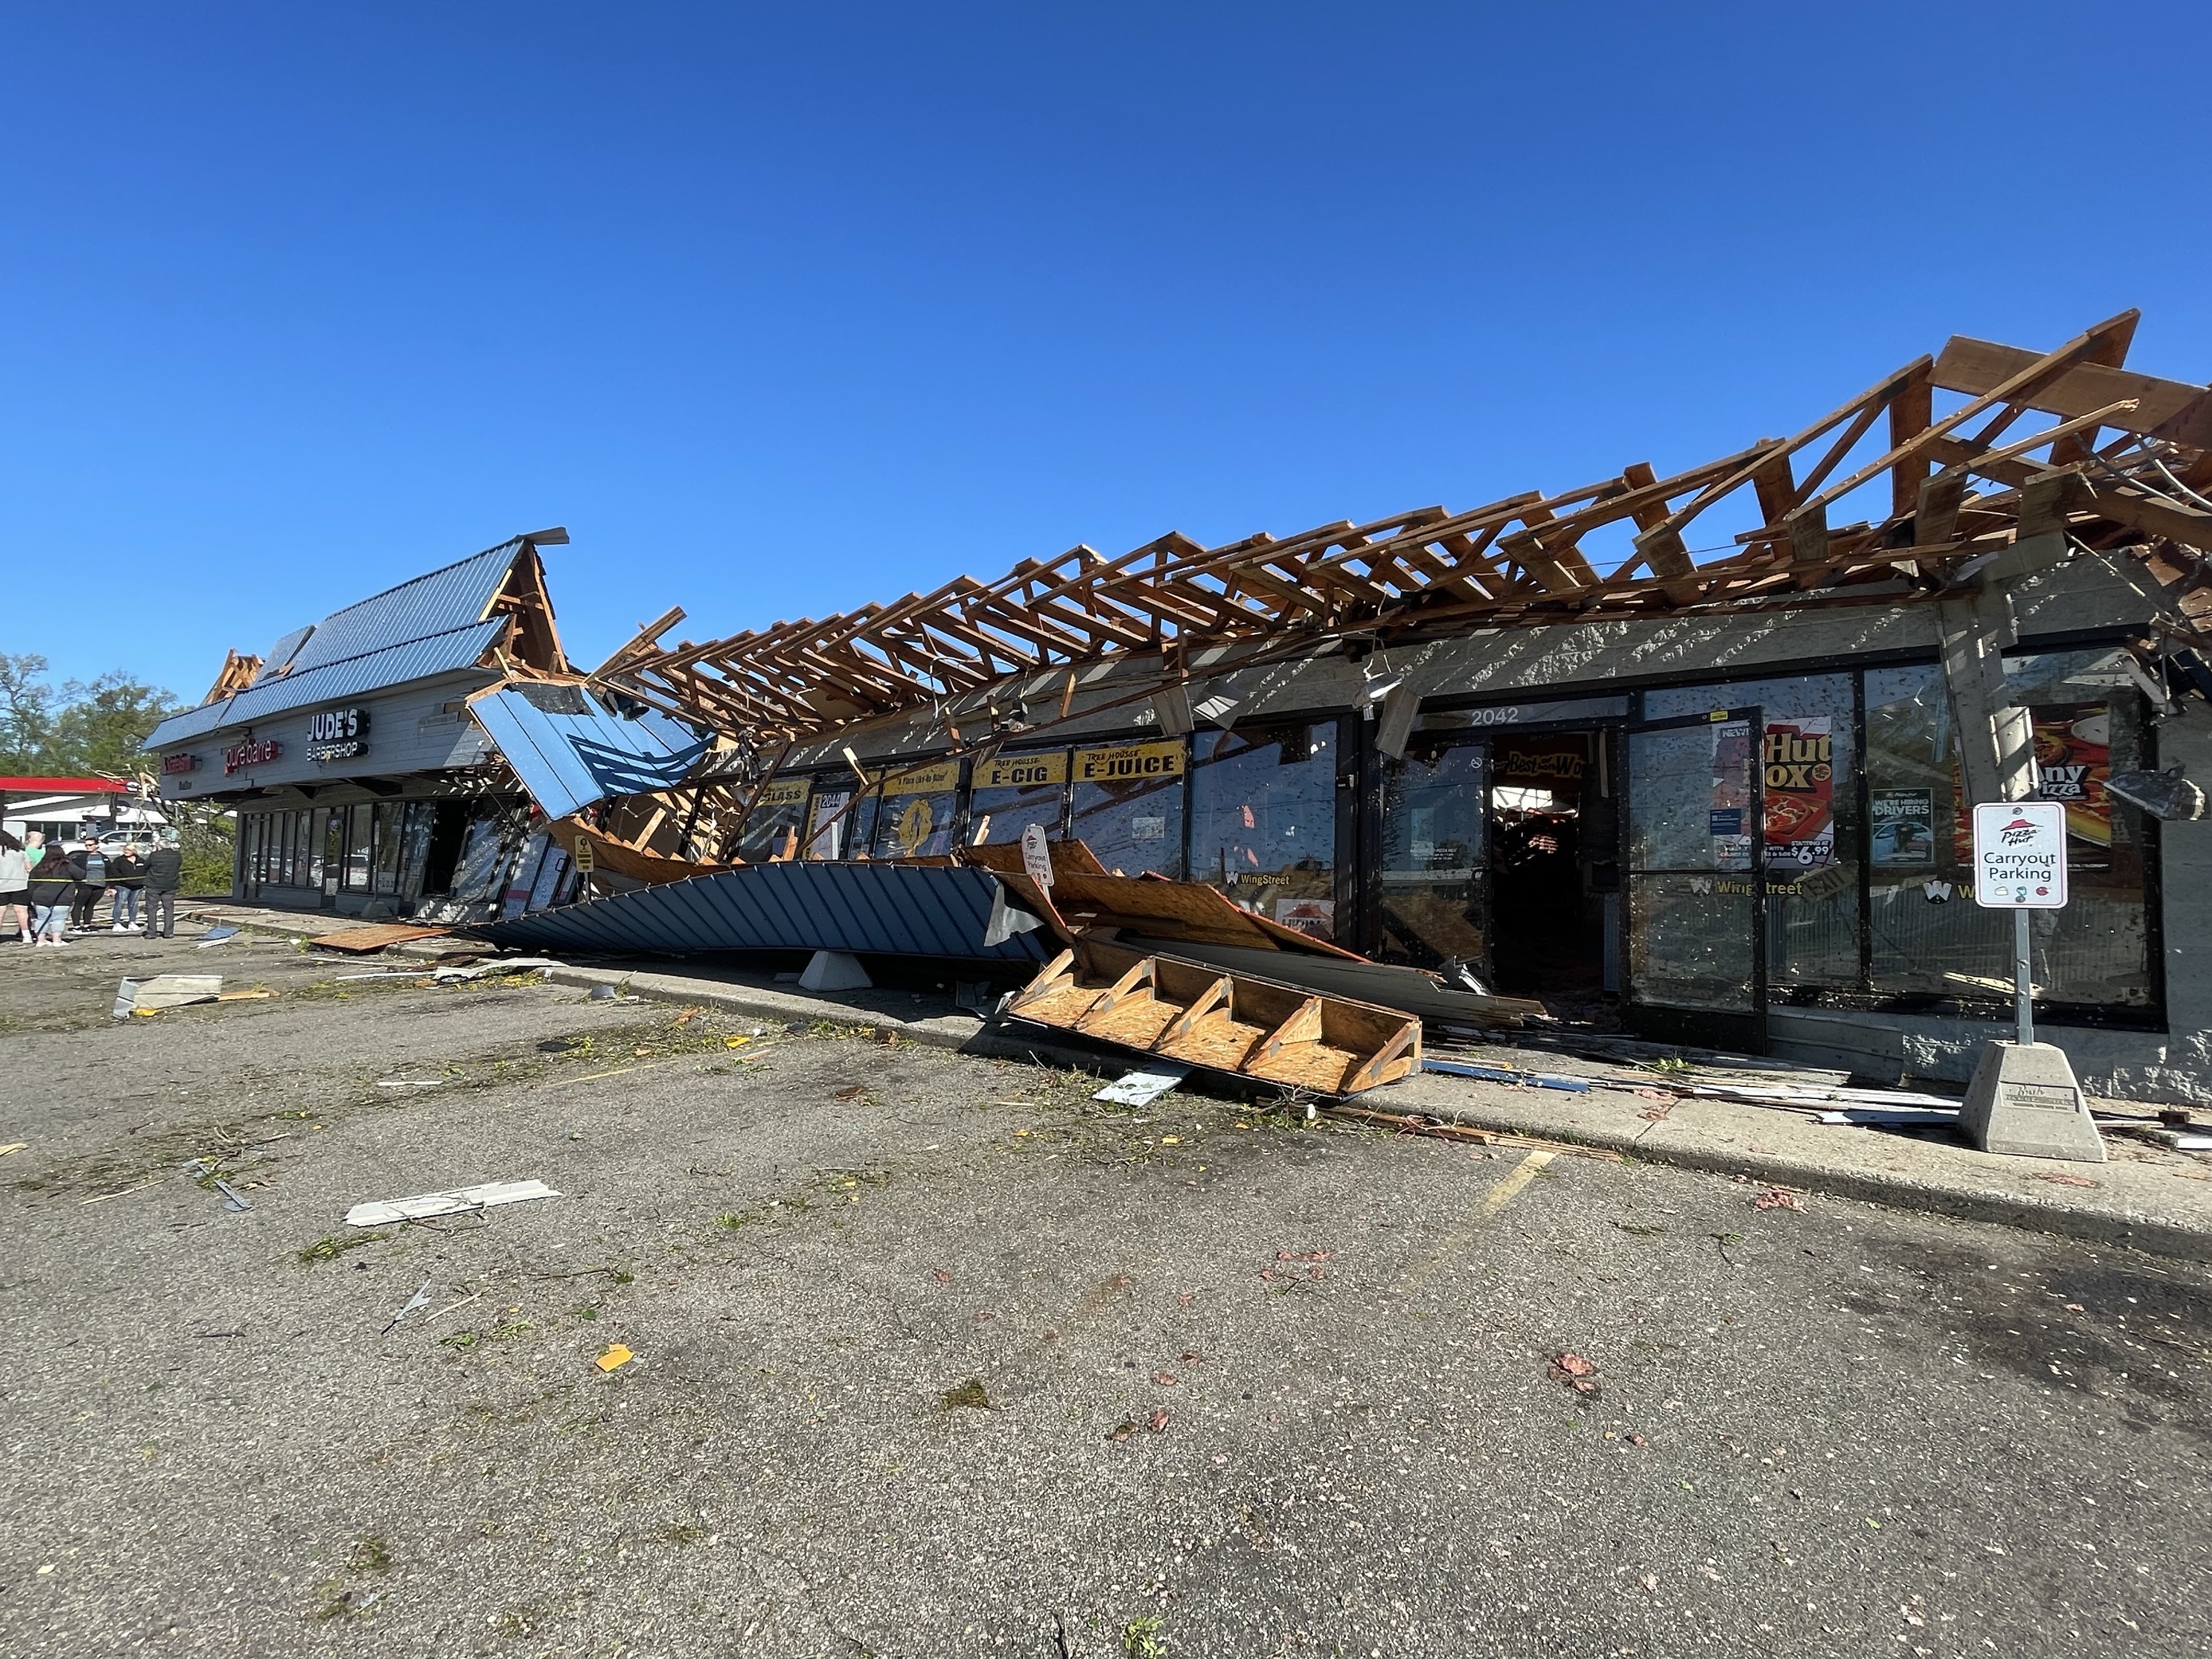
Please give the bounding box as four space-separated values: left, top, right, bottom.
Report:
598 310 2212 746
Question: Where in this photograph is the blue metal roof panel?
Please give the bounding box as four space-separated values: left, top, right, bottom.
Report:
463 862 1054 964
147 619 507 747
285 541 520 673
469 689 710 819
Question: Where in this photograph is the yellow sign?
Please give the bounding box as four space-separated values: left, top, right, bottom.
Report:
896 797 935 853
975 750 1068 790
881 759 960 795
1074 739 1186 784
756 777 810 808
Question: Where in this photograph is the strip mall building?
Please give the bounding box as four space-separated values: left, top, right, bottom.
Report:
148 316 2212 1101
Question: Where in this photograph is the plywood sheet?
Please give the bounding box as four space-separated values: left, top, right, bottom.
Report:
309 924 451 955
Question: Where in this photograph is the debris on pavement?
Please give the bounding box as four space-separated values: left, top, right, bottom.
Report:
941 1378 991 1410
344 1179 562 1227
382 1278 435 1335
1752 1187 1806 1211
112 975 223 1017
0 1143 25 1159
308 923 453 954
1010 941 1422 1096
1547 1352 1599 1394
195 925 241 948
2034 1172 2103 1189
594 1343 635 1374
1324 1104 1624 1160
1093 1065 1189 1107
1423 1057 1592 1092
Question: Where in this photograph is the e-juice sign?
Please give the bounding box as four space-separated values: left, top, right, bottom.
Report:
1762 717 1834 869
1073 739 1185 783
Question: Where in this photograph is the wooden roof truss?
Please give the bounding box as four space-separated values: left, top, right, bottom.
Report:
606 309 2212 742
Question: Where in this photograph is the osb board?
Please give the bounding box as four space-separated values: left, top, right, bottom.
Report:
956 838 1109 877
1244 1042 1364 1095
1008 984 1102 1029
1154 1010 1269 1073
1049 875 1283 949
1080 994 1181 1050
548 819 728 887
309 924 450 955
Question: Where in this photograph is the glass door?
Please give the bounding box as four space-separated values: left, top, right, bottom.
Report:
1623 706 1767 1051
1375 734 1490 977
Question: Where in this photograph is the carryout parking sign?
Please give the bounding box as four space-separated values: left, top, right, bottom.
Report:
1971 800 2069 908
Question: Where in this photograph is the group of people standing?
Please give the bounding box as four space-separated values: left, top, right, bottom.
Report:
0 833 181 946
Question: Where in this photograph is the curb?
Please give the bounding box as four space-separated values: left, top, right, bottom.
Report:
1391 1092 2212 1266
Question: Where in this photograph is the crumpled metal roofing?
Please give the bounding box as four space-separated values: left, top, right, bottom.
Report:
465 861 1056 964
147 619 508 747
470 687 711 820
279 539 520 676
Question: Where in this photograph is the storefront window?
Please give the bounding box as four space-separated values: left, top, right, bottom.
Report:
868 759 961 859
343 803 373 891
968 749 1069 847
372 802 405 893
1190 721 1341 938
398 802 436 896
1642 674 1859 989
738 777 813 861
1378 737 1487 970
1070 738 1186 877
803 785 857 861
1866 653 2151 1009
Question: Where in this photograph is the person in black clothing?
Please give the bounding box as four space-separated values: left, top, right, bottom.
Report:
71 842 110 928
106 848 145 931
28 843 83 946
142 843 183 938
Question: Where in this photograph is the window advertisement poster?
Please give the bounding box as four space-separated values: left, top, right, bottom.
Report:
1275 896 1336 938
1870 787 1936 867
1762 717 1834 870
2031 704 2113 851
1708 719 1755 871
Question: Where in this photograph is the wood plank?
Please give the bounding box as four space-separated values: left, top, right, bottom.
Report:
1155 975 1232 1047
1932 334 2199 433
1253 995 1325 1063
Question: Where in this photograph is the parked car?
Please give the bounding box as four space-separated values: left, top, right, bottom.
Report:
95 827 181 853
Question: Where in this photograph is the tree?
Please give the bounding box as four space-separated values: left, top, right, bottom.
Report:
0 657 178 779
0 653 57 773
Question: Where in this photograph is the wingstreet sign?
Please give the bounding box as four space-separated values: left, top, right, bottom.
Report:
1971 800 2069 908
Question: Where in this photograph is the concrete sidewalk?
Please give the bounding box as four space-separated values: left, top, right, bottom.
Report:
198 901 2212 1262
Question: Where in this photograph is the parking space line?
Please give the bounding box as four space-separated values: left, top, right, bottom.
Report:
1478 1149 1555 1218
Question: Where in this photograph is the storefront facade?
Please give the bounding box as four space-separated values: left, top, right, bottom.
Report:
745 549 2210 1100
147 534 578 921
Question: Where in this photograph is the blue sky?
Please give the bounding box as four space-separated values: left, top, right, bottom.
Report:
6 2 2209 704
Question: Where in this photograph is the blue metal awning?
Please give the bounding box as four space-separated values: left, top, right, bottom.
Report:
470 687 712 819
463 861 1055 965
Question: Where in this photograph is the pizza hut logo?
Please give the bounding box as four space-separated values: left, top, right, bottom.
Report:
1998 817 2039 846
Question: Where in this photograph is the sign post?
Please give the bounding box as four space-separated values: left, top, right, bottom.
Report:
1959 800 2103 1163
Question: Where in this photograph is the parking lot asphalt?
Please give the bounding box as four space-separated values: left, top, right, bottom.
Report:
2 929 2208 1657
